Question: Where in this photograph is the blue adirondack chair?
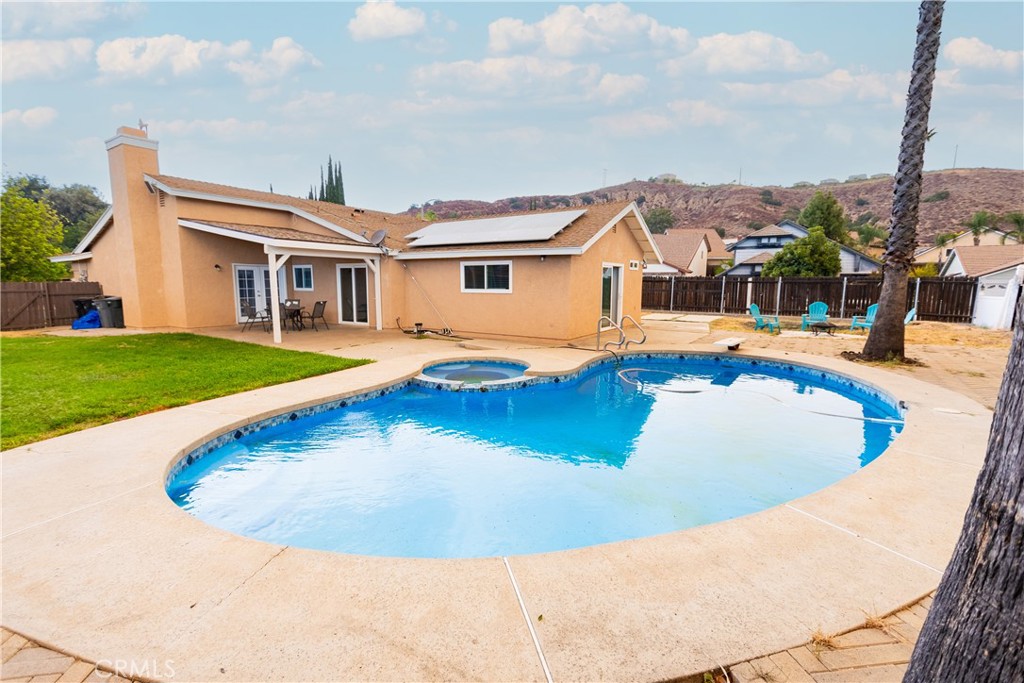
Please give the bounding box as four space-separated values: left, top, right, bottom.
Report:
749 303 780 334
904 307 917 325
850 303 878 330
801 301 829 330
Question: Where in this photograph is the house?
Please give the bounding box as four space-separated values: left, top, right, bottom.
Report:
53 127 664 343
650 228 733 277
722 220 881 276
939 244 1024 329
651 231 708 276
914 228 1020 267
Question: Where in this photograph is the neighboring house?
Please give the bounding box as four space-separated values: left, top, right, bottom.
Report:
651 230 709 276
52 127 663 343
701 229 732 274
723 220 881 276
939 244 1024 329
914 228 1020 266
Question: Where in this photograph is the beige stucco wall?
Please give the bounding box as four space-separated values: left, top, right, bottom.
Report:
565 218 645 339
396 256 574 340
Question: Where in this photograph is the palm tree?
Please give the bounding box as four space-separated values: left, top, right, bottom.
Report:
862 1 944 361
904 293 1024 682
1001 211 1024 244
933 231 953 268
963 210 998 245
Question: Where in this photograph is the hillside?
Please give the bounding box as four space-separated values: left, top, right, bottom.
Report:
408 168 1023 247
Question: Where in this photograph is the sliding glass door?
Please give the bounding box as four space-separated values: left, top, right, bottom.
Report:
337 265 369 324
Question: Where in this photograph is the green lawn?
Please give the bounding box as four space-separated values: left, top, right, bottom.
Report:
0 333 371 450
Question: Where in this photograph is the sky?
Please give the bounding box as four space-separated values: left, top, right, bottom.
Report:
2 1 1022 213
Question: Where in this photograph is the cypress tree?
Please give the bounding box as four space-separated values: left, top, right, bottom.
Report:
311 156 347 205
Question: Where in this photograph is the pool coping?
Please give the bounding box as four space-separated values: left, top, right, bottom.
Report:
0 345 992 682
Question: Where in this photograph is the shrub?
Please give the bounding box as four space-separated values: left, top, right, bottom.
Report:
923 190 950 202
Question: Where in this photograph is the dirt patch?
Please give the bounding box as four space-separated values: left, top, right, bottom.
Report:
839 350 927 367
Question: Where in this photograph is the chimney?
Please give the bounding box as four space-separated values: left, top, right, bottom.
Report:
105 127 165 326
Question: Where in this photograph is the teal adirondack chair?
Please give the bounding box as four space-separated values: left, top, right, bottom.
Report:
850 303 878 330
749 303 780 334
800 301 829 330
904 308 917 325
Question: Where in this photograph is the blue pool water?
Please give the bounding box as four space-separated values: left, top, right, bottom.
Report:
167 357 903 558
421 360 528 383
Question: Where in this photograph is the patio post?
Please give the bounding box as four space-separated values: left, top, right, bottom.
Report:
362 256 384 331
266 250 290 344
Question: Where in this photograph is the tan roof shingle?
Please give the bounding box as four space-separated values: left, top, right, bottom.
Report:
653 230 708 271
950 244 1024 276
181 219 367 246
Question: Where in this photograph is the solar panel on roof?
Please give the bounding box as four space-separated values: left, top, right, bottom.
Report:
406 209 587 247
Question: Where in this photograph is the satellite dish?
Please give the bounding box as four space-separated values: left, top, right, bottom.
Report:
370 230 387 246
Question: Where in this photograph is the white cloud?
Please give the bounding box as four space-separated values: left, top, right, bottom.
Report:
153 117 271 139
666 99 729 126
824 122 854 146
2 2 143 38
488 2 688 57
96 34 251 78
724 69 906 107
944 37 1022 71
2 107 59 129
348 1 426 41
662 31 830 76
591 99 729 137
1 38 93 83
111 102 135 115
591 73 648 104
226 37 321 85
412 56 599 95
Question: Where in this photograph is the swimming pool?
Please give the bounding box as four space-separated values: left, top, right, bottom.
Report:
167 355 903 558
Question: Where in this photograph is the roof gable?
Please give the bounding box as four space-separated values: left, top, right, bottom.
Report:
941 244 1024 277
653 230 709 270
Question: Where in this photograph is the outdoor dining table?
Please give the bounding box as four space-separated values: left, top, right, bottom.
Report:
283 303 305 330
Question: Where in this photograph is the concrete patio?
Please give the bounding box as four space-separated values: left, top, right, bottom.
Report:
1 317 1006 681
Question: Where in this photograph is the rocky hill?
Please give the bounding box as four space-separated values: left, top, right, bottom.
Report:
408 168 1023 247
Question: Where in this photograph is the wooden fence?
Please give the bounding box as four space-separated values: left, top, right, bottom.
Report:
1 281 104 330
642 276 978 323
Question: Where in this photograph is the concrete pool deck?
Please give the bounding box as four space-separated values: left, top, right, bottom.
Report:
1 326 1001 681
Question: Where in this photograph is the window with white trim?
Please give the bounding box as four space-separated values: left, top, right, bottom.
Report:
293 265 313 291
461 261 512 293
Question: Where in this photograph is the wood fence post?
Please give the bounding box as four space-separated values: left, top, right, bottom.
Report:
42 282 52 327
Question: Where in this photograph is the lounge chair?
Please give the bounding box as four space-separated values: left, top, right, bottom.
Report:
749 303 780 334
300 300 330 331
801 301 829 331
850 303 878 330
240 301 269 332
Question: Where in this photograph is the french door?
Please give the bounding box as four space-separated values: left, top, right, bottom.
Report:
337 265 369 324
601 264 623 325
234 265 285 322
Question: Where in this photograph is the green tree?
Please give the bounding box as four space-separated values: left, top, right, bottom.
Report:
1001 211 1024 243
854 223 888 251
962 210 998 245
863 0 943 361
1 179 69 281
43 184 108 251
307 156 346 205
761 227 841 276
642 207 677 234
798 191 849 243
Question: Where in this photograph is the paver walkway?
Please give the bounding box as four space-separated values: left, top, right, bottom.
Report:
1 628 134 683
727 594 935 683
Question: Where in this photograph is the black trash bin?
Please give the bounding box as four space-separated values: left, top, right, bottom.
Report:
94 297 125 328
72 298 96 319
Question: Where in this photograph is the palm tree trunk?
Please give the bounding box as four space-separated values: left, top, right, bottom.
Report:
903 293 1023 682
863 0 944 360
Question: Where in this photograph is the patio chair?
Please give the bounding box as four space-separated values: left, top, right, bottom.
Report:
240 301 269 332
749 303 780 334
850 303 878 330
300 300 330 331
801 301 829 331
904 307 917 325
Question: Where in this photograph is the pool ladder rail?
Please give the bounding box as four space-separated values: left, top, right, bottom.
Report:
596 315 647 362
